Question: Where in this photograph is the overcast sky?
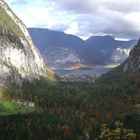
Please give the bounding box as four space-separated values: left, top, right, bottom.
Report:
5 0 140 39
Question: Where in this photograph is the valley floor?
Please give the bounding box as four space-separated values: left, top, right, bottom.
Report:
0 73 140 139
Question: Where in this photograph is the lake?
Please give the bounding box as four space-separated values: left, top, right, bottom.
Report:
55 66 113 76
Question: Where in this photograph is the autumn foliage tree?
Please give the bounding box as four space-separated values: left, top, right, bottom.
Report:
99 121 136 140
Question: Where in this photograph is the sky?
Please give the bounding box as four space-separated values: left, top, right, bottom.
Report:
5 0 140 40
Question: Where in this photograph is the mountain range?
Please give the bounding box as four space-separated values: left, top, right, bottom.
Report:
0 0 140 139
0 0 138 89
29 28 137 70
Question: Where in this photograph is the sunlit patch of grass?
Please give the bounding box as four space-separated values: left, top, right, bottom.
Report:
0 101 35 116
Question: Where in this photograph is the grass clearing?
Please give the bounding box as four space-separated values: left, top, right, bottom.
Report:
0 101 35 116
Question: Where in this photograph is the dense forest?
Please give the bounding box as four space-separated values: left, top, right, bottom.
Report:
0 71 139 140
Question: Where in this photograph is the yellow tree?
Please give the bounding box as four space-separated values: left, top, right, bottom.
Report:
99 121 136 140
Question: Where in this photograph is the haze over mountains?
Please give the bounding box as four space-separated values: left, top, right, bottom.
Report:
29 28 137 70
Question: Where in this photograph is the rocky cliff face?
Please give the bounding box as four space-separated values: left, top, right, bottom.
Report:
0 0 54 88
124 39 140 72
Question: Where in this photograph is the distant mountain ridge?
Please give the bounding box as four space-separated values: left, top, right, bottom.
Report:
28 28 137 69
85 35 137 64
28 28 86 69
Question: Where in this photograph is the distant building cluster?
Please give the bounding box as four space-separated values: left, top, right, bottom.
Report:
59 74 97 82
12 99 35 107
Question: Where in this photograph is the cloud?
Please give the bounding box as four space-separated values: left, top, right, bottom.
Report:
70 9 140 38
5 0 140 39
54 0 140 14
65 22 79 35
7 0 27 5
54 0 140 39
